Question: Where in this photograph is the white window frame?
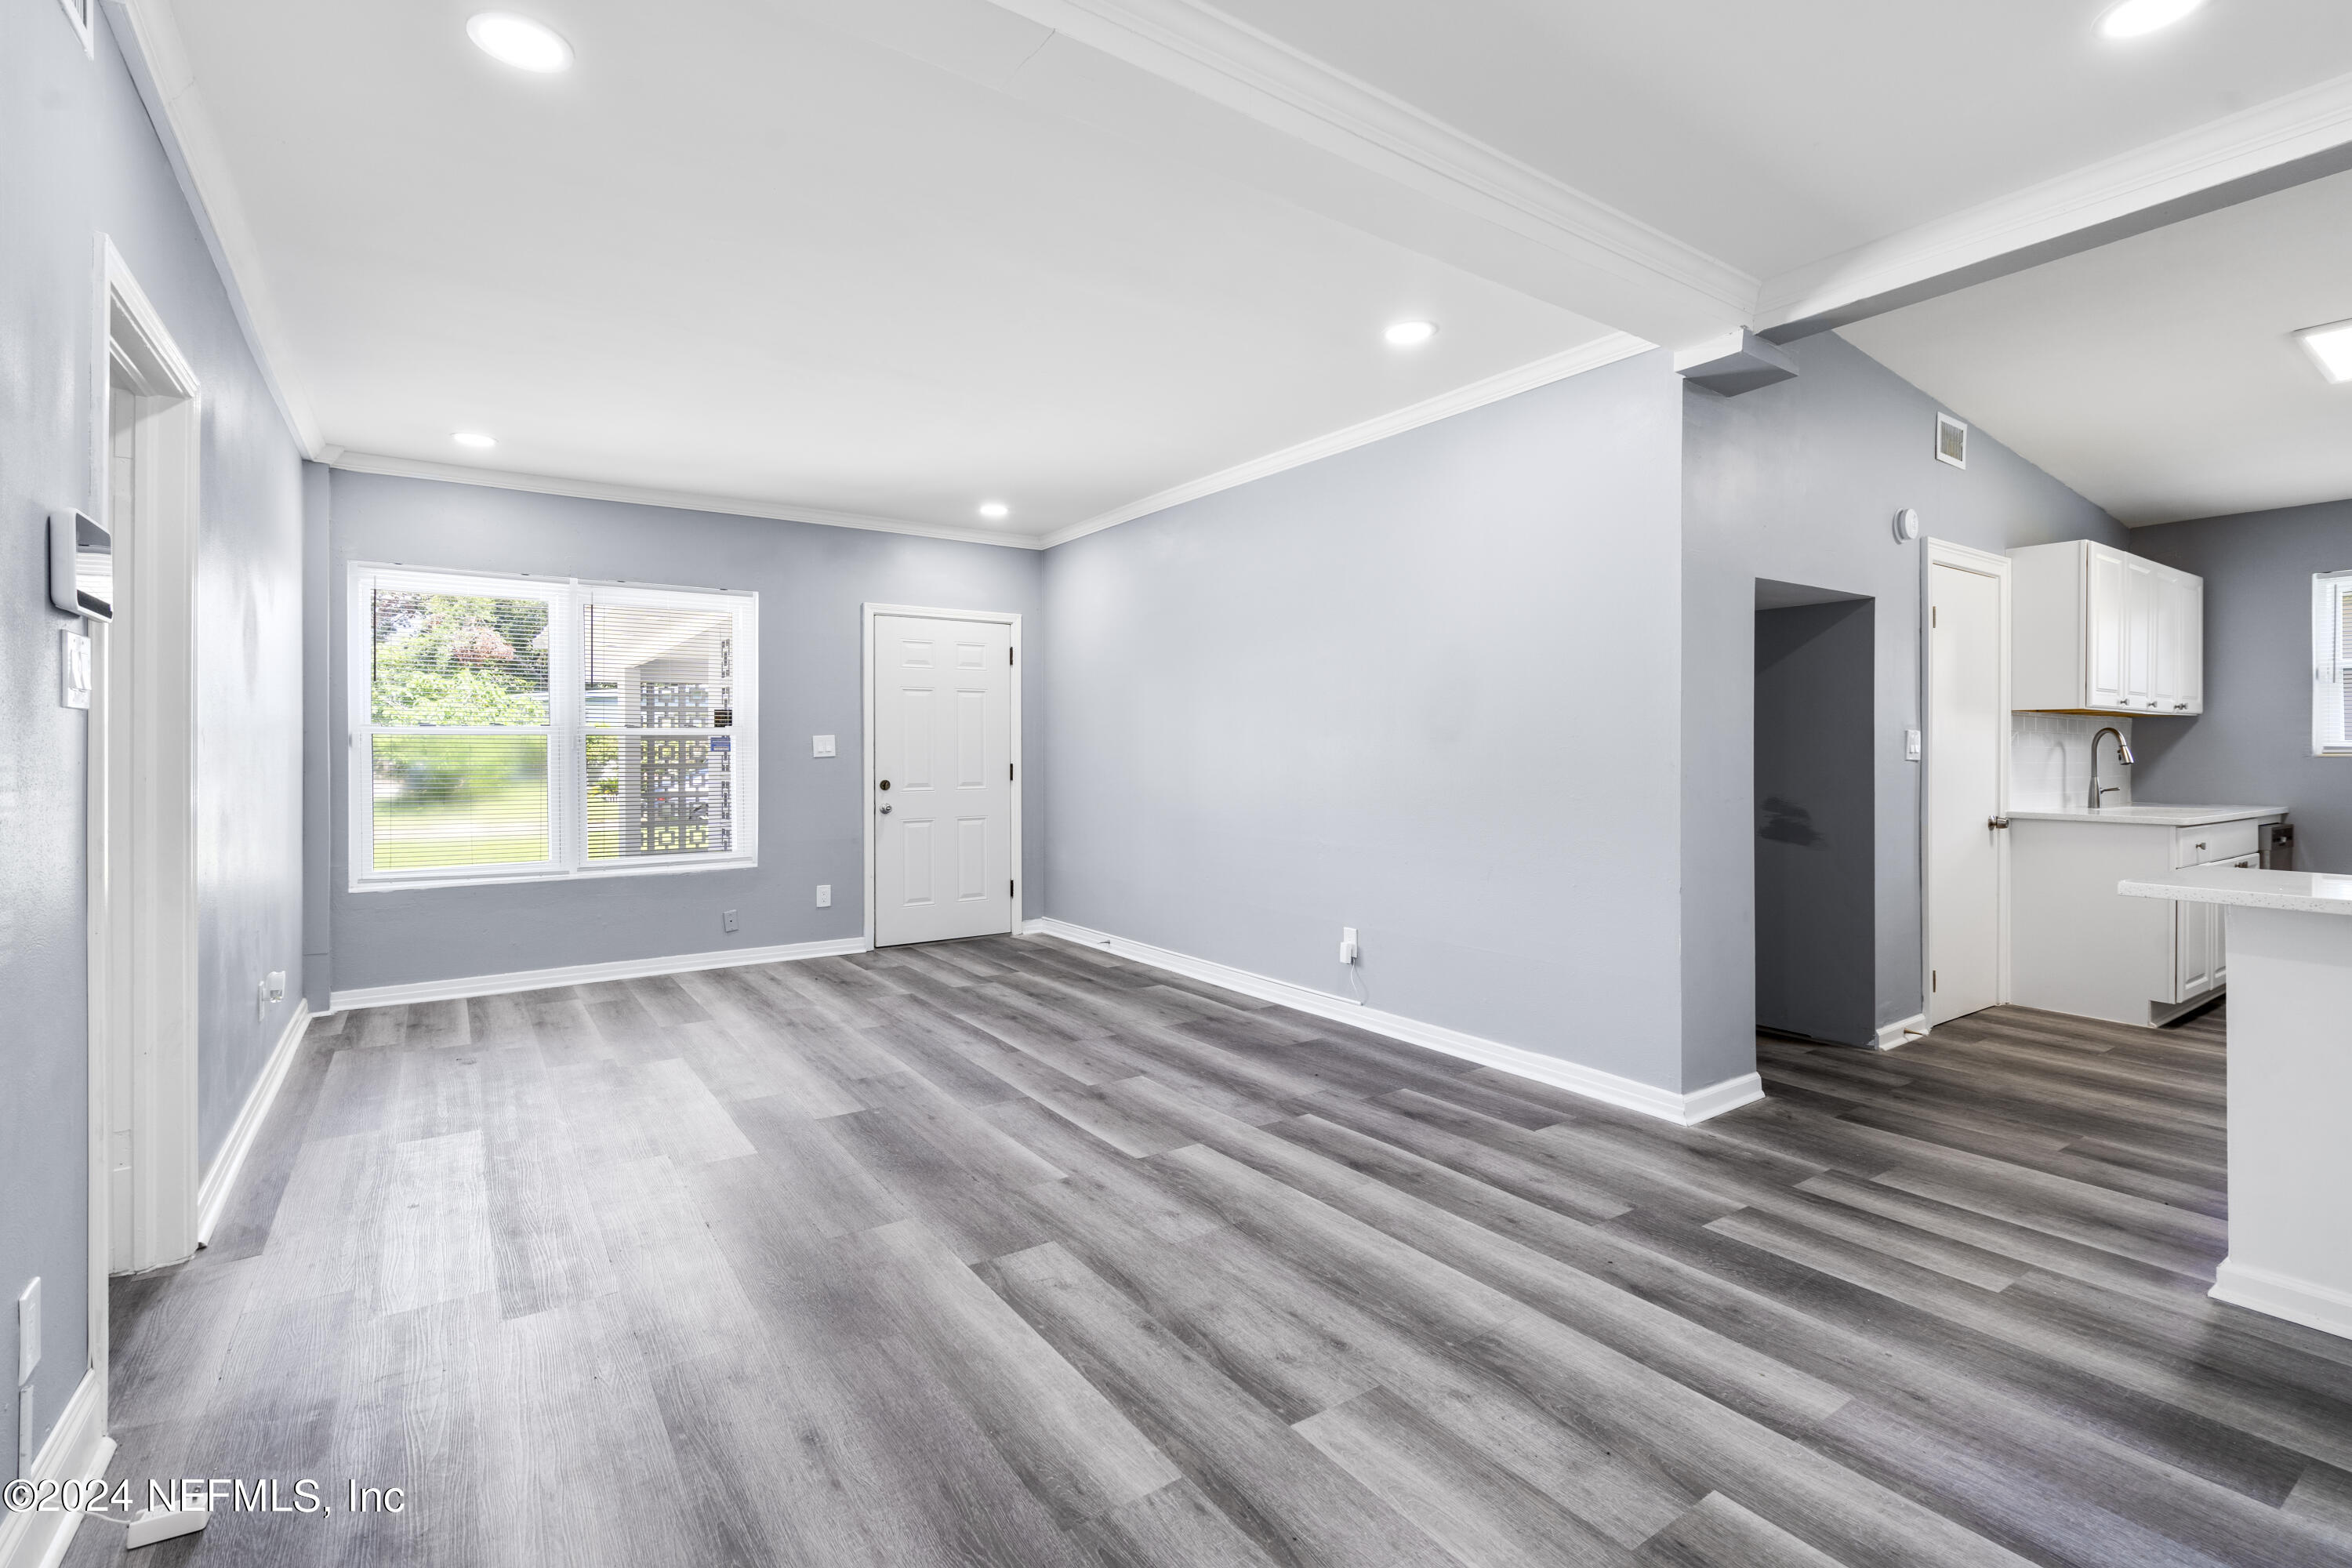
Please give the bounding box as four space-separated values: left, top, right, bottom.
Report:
2315 571 2352 757
348 562 758 890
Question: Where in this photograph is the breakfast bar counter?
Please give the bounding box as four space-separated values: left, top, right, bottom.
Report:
2120 865 2352 1338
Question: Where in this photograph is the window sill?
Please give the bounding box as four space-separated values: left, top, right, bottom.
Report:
350 855 757 894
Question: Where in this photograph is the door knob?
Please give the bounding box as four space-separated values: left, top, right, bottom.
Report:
1987 817 2009 830
879 803 891 815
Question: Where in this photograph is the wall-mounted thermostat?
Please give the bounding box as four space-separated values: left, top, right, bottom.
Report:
49 510 114 619
1893 508 1922 542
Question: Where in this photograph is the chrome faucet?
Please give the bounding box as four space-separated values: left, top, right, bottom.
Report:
2089 726 2136 810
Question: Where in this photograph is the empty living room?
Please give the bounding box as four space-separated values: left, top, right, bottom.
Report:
14 1 2352 1564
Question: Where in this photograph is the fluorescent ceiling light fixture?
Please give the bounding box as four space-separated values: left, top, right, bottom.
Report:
976 500 1011 520
2296 319 2352 384
467 13 574 72
2096 0 2203 39
452 431 499 448
1383 321 1439 347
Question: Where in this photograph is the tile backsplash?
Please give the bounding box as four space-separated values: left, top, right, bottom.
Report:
2010 713 2134 812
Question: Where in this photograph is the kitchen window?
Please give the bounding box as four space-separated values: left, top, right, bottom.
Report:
350 564 757 887
2316 571 2352 757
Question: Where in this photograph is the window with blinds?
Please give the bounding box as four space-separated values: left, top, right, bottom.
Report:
2316 572 2352 757
350 565 757 886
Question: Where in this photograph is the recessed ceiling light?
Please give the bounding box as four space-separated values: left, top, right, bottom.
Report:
1384 321 1439 347
2296 320 2352 385
452 431 498 449
466 13 574 73
977 500 1011 521
2096 0 2203 39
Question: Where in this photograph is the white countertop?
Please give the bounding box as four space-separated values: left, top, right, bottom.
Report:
2119 865 2352 916
2009 804 2287 828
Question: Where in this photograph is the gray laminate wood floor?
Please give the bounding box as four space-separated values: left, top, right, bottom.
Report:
64 938 2352 1566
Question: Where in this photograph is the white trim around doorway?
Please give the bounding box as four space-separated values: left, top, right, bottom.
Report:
861 604 1024 950
90 238 205 1280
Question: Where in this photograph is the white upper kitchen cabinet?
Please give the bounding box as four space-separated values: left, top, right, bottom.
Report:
2009 540 2203 715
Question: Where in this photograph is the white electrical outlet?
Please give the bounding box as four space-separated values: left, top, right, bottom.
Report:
1339 927 1359 965
18 1277 40 1385
815 884 832 908
811 735 837 757
722 909 739 934
1904 728 1922 762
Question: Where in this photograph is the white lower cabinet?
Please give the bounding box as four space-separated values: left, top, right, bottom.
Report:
2176 853 2258 1002
2010 815 2283 1025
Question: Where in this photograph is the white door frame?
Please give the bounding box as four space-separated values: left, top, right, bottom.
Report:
861 603 1023 949
89 238 203 1299
1920 538 2013 1025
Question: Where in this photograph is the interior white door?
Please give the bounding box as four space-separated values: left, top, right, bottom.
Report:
872 614 1014 947
1928 562 2004 1025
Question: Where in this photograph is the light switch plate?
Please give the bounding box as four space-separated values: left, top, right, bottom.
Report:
61 628 91 710
1904 728 1922 762
811 735 837 757
815 885 832 908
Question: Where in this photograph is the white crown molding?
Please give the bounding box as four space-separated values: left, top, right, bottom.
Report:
105 1 324 454
1023 918 1763 1126
327 935 872 1013
987 0 1756 337
194 1000 309 1247
1041 331 1653 547
328 452 1046 550
1759 67 2352 336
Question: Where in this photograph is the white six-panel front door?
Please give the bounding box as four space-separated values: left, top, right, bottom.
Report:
873 613 1014 946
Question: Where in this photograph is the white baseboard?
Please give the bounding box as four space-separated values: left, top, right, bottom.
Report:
2212 1258 2352 1341
1022 918 1764 1127
1875 1013 1929 1051
196 1000 310 1247
0 1368 114 1568
327 936 873 1013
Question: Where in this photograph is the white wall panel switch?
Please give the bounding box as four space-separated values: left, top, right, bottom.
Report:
815 884 832 908
61 628 90 710
811 735 837 757
17 1277 40 1385
1904 728 1922 762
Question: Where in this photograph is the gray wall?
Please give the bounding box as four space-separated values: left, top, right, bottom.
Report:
2134 499 2352 872
1755 600 1876 1047
1682 332 2128 1068
1041 353 1698 1091
325 470 1045 993
2 0 304 1461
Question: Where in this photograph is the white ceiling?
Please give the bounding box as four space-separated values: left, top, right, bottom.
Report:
157 0 1616 542
1202 0 2352 279
1842 168 2352 527
140 0 2352 541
